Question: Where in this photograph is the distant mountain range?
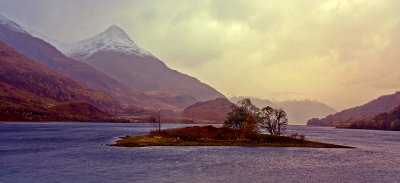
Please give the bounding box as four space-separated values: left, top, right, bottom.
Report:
180 96 337 125
230 96 336 125
0 15 225 115
307 91 400 127
5 14 377 125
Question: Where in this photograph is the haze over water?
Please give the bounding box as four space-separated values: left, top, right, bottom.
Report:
1 123 399 183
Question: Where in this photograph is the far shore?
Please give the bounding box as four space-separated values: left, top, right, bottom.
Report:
0 120 211 124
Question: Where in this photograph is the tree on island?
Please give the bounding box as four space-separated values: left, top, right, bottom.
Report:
241 115 260 137
259 106 276 135
224 98 260 129
224 98 288 136
149 108 162 131
259 107 288 135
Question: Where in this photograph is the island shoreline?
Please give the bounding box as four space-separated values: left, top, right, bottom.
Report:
113 126 354 148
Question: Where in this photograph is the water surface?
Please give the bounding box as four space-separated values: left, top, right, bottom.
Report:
0 123 399 183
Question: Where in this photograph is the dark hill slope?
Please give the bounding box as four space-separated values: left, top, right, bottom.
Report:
0 40 118 121
182 98 233 122
308 91 400 126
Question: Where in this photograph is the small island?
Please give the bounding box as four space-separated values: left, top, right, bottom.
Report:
114 99 352 148
113 125 351 148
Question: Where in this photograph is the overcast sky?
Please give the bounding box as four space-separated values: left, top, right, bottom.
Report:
1 0 399 110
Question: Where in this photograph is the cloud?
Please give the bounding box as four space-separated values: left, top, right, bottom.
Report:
0 0 400 109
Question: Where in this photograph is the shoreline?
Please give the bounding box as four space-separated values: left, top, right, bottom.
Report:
0 121 211 124
112 135 354 148
0 121 313 127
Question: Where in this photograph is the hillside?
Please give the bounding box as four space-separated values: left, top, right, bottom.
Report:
307 91 400 126
182 98 233 123
0 40 118 121
337 105 400 131
56 25 225 102
0 16 190 111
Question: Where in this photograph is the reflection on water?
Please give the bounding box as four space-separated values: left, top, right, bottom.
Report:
0 123 399 183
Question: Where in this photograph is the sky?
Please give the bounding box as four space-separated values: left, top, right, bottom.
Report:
0 0 399 110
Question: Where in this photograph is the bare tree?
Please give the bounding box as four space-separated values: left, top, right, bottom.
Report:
275 109 288 135
149 109 162 131
260 106 276 135
260 107 288 135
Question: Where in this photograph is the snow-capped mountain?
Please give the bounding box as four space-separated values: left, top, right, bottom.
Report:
0 15 201 111
61 25 154 60
268 92 315 103
0 15 225 104
55 25 225 102
0 14 29 35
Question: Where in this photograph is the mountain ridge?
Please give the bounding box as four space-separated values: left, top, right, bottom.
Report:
0 15 193 111
50 25 226 102
307 91 400 126
62 25 154 60
0 14 29 34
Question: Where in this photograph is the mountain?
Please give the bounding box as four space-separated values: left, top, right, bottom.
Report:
63 25 154 60
230 96 336 125
278 100 336 125
307 91 400 126
0 40 119 121
336 105 400 131
230 96 276 108
0 15 188 111
182 98 234 123
0 14 29 34
56 25 225 102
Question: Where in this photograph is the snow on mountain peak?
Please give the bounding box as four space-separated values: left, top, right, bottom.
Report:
101 25 132 43
105 25 126 34
0 15 155 61
62 25 154 60
0 14 30 35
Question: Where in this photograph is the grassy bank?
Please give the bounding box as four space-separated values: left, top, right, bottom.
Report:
113 126 353 148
